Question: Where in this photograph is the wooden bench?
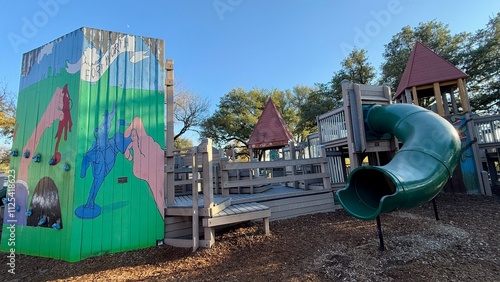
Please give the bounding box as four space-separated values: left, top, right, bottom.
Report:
202 202 271 235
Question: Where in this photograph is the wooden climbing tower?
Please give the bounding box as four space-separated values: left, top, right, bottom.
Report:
393 41 488 195
393 41 470 115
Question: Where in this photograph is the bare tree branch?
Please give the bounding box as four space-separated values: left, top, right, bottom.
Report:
173 81 210 140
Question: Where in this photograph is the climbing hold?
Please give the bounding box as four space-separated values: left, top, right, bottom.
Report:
15 205 20 212
26 209 32 217
2 197 9 205
10 150 18 157
52 222 61 230
49 152 61 165
33 154 41 163
38 216 47 226
23 150 30 158
63 163 71 171
52 219 62 230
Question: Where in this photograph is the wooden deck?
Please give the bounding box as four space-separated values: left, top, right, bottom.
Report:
164 185 336 247
164 139 336 250
166 186 335 217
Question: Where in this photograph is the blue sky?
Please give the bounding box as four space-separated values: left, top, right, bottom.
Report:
1 0 499 141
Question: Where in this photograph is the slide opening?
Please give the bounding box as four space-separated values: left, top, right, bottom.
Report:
352 169 396 209
339 168 397 219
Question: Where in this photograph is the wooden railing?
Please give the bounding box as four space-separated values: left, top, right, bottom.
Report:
219 148 331 197
317 107 348 147
474 114 500 149
171 145 222 196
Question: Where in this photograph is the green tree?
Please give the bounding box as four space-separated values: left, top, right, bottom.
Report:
299 48 375 132
460 13 500 114
340 48 376 85
0 146 11 172
0 81 16 139
201 88 263 148
298 82 338 134
380 20 468 90
0 81 16 172
290 85 315 141
174 137 194 149
201 87 304 149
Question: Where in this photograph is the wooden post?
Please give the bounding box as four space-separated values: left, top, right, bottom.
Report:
412 86 419 106
441 91 450 115
220 157 230 197
191 148 199 251
450 87 459 114
289 140 298 188
319 145 331 192
405 89 413 104
382 84 392 103
165 59 175 206
433 82 445 116
457 78 470 112
199 138 215 248
199 138 214 208
250 158 259 194
343 82 360 170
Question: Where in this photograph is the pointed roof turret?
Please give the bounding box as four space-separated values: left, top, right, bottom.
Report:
395 41 468 99
248 98 295 149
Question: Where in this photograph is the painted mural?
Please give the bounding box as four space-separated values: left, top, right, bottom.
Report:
52 84 73 166
449 114 481 194
26 177 62 230
2 84 73 227
1 27 165 262
76 104 164 220
76 102 132 219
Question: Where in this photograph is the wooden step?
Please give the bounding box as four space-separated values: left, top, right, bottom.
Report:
228 184 272 194
202 202 270 234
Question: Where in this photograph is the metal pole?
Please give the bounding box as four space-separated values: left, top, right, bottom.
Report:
376 215 385 251
432 198 439 221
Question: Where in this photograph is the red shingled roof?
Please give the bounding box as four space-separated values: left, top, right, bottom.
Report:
248 98 296 149
394 41 468 99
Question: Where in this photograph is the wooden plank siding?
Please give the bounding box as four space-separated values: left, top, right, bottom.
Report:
203 203 270 235
260 191 335 221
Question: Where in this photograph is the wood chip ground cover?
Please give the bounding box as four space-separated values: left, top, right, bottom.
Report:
1 192 499 281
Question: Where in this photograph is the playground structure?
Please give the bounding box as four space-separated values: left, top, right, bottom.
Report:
336 96 461 220
318 43 495 200
1 30 498 261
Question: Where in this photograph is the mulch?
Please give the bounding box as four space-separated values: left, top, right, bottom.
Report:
1 192 499 281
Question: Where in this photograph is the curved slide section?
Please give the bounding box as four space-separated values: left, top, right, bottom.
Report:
336 104 461 220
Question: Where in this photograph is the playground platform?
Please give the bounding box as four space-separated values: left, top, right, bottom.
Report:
164 185 336 248
163 139 337 250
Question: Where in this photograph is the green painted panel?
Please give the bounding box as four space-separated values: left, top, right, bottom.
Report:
1 27 165 262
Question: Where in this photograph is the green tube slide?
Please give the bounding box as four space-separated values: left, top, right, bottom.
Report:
336 104 461 220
